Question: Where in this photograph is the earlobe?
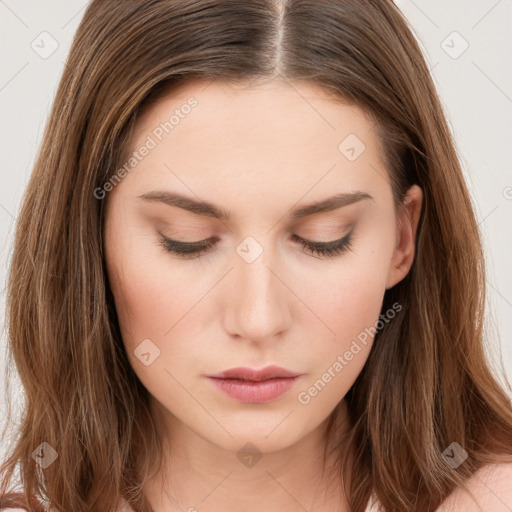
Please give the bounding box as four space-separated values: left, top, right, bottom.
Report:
386 263 402 290
385 184 423 290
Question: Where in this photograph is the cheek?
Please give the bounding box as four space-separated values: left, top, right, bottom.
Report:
296 234 395 406
104 221 196 364
293 282 382 431
311 236 393 345
306 271 383 380
106 252 207 413
108 254 192 346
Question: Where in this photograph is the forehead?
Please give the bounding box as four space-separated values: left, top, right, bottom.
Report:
119 79 388 210
131 78 378 152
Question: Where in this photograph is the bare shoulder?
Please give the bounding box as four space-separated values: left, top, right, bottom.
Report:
438 459 512 512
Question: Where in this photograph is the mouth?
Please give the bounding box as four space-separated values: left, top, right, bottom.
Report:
205 365 304 403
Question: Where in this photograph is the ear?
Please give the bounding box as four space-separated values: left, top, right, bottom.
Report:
386 184 423 290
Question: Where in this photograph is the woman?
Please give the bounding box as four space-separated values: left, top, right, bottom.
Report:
1 1 511 511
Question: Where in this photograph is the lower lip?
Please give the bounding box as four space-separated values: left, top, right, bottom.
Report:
207 376 300 403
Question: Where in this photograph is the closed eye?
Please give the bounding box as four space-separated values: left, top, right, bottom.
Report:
157 230 353 259
291 232 352 258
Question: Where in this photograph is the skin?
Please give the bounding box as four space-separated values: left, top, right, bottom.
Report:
103 78 423 512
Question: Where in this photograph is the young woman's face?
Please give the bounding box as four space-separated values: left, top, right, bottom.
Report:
104 79 421 453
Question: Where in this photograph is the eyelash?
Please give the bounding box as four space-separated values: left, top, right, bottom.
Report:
157 231 353 259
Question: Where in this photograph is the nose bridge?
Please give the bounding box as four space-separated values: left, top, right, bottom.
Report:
224 237 290 341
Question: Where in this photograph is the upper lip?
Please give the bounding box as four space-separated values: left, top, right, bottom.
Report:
207 365 302 381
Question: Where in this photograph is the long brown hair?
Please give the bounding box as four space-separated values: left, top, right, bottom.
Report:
2 1 511 511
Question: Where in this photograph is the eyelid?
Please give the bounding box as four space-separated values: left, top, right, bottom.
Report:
291 232 349 245
157 229 353 259
291 231 352 256
159 232 349 247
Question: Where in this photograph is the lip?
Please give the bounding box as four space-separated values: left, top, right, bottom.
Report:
207 365 303 381
206 365 303 404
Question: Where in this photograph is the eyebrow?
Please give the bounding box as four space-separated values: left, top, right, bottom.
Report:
137 190 373 222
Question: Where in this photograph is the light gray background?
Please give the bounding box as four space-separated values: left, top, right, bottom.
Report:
1 0 512 460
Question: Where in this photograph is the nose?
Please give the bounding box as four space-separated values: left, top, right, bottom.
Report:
223 243 292 343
